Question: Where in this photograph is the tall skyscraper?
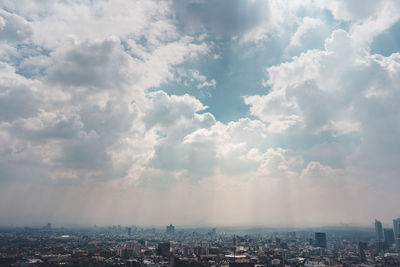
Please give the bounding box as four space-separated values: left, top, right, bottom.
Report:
394 218 400 252
314 232 327 248
394 218 400 237
384 228 395 246
375 219 384 241
166 224 175 235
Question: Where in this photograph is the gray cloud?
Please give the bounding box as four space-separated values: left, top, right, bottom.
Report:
0 63 41 122
173 0 270 38
47 38 134 89
245 29 400 176
0 9 32 43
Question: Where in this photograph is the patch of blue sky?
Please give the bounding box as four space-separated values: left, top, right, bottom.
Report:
13 43 51 78
159 10 348 123
159 36 288 123
284 10 349 58
153 8 356 160
370 20 400 56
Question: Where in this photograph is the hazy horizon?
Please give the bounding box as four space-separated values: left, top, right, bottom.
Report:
1 0 400 227
0 222 381 230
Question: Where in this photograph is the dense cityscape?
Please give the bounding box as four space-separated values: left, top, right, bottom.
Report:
1 219 400 266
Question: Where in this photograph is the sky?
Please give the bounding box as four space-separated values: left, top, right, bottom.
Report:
0 0 400 227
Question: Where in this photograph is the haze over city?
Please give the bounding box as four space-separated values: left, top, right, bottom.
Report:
1 0 400 228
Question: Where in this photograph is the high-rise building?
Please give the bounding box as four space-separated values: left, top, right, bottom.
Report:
393 218 400 252
157 242 170 257
166 224 175 235
384 228 395 246
394 218 400 237
212 228 216 236
288 231 296 240
375 219 384 241
359 247 367 263
119 241 141 258
314 232 327 248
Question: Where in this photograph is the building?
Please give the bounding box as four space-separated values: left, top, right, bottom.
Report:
375 219 384 241
271 259 280 266
289 231 296 240
393 218 400 252
157 242 170 257
358 242 368 250
166 224 175 235
314 232 327 248
119 242 141 259
394 218 400 237
193 246 208 256
384 228 395 246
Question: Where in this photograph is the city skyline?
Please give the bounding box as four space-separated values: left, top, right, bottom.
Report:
1 0 400 226
2 223 397 266
3 218 400 230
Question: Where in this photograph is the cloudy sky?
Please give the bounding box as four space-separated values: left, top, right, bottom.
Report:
1 0 400 227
